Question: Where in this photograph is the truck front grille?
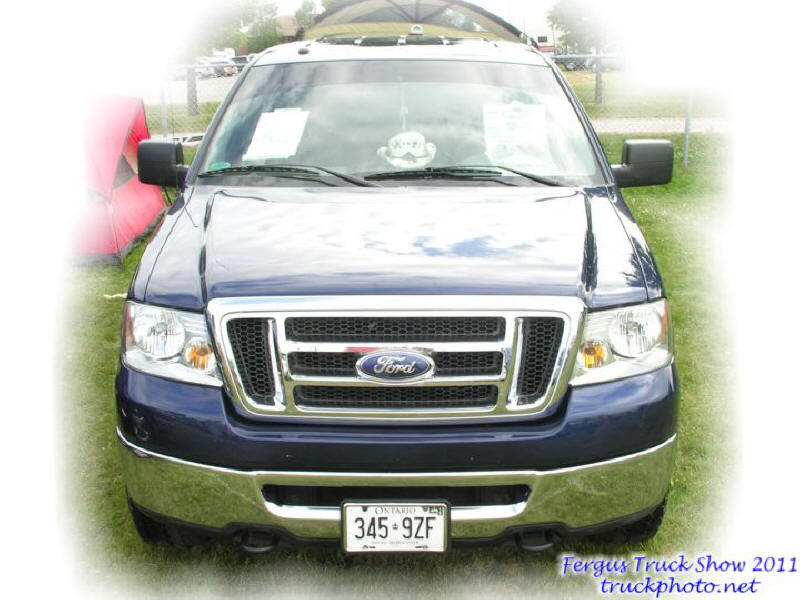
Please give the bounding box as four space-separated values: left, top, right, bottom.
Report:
285 316 505 342
227 318 275 405
294 385 498 410
214 297 578 422
288 351 504 378
516 318 565 405
263 484 530 507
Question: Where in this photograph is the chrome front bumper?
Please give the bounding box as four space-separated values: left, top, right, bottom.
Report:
119 430 675 540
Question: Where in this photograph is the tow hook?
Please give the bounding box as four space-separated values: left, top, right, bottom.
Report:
516 531 554 552
238 531 277 554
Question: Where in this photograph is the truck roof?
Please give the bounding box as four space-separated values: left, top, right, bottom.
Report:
253 39 550 68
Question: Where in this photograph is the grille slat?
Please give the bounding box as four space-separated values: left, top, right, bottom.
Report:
288 352 357 377
288 351 504 378
227 318 276 405
435 352 504 376
515 317 565 405
285 316 505 342
294 385 498 410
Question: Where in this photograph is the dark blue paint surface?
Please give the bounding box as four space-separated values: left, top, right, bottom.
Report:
130 184 661 311
116 364 678 472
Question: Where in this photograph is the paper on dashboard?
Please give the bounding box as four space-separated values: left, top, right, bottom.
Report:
243 108 310 161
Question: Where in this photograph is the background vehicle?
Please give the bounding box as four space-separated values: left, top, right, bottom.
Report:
231 55 251 72
560 55 589 71
192 58 216 78
121 38 676 554
196 57 237 77
209 57 238 77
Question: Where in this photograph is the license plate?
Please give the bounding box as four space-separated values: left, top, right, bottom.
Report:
342 502 449 553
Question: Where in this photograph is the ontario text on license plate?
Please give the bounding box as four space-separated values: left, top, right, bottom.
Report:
342 502 449 553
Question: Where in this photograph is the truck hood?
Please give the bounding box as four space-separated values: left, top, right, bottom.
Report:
139 185 651 309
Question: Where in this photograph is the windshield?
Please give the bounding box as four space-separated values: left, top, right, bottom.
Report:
200 59 603 186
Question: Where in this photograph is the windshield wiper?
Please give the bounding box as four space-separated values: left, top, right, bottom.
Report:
364 165 561 187
198 164 379 187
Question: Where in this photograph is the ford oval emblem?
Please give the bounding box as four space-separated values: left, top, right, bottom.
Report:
356 351 434 382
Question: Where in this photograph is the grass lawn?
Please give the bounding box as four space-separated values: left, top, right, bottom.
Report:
63 133 730 596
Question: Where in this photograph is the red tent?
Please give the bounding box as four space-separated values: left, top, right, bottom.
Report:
77 96 165 264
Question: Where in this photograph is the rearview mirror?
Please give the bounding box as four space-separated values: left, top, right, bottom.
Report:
138 140 188 188
611 140 673 188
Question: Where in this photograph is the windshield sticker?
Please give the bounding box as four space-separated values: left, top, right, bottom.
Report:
243 108 309 162
483 103 554 172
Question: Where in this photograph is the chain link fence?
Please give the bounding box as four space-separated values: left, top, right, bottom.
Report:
145 56 727 167
550 54 727 168
146 65 237 145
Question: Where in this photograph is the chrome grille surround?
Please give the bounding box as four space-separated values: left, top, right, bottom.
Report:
208 296 585 423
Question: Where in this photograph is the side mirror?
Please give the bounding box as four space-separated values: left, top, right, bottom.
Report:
611 140 673 188
138 140 188 188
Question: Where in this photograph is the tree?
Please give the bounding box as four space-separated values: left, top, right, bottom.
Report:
178 0 280 58
547 0 608 54
295 0 319 30
246 18 282 53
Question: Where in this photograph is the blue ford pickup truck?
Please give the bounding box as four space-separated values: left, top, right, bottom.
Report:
119 37 677 554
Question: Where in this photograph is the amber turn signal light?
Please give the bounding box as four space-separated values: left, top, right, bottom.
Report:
579 341 609 369
182 338 216 373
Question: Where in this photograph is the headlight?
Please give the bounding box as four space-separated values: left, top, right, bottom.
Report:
123 302 222 386
570 299 673 386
